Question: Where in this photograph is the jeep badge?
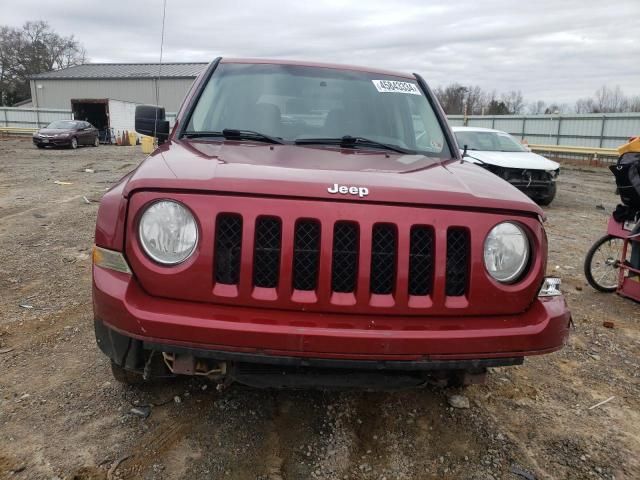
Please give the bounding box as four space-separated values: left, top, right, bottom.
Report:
327 183 369 198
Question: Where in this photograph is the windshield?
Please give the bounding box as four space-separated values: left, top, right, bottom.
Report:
46 120 79 129
185 63 451 157
454 130 527 152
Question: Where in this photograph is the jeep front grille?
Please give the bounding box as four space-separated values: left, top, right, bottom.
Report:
253 216 282 288
370 224 397 295
331 222 359 293
445 228 470 296
212 214 470 302
214 214 243 285
292 219 321 291
408 226 434 296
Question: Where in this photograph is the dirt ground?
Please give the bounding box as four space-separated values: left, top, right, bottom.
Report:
0 137 638 480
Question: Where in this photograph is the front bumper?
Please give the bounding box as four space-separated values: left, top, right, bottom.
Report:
32 136 71 146
93 265 571 365
508 180 554 189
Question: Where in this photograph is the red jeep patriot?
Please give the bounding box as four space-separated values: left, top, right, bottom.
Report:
92 58 570 389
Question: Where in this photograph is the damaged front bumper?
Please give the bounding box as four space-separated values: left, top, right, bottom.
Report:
93 264 571 388
484 165 558 196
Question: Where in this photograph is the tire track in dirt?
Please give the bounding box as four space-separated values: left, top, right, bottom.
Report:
347 393 416 479
311 394 358 479
311 392 419 479
119 410 197 479
0 195 83 221
258 391 332 479
261 393 287 480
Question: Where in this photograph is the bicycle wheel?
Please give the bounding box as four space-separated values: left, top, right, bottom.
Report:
584 235 623 292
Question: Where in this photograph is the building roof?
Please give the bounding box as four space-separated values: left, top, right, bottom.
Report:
30 62 209 80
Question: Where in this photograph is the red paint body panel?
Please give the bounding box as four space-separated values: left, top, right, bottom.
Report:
94 175 131 250
93 58 569 368
125 190 546 316
122 140 544 217
93 266 569 359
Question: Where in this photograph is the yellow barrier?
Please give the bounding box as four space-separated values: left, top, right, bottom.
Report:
0 126 38 136
529 144 618 158
617 137 640 155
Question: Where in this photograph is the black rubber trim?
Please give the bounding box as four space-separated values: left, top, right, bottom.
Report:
177 57 222 138
142 341 523 371
94 319 144 370
96 320 524 373
413 73 459 161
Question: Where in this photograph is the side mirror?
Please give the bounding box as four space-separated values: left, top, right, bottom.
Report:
135 105 170 144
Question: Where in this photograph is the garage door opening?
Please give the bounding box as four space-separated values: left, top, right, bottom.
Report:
71 99 110 143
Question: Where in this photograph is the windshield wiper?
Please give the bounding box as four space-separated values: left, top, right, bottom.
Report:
295 135 412 154
182 129 284 144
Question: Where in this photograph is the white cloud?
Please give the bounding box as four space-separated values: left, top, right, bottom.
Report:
3 0 640 104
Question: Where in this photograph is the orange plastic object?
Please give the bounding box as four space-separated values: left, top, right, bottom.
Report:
617 136 640 155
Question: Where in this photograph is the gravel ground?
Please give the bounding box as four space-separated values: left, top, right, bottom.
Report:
0 137 638 480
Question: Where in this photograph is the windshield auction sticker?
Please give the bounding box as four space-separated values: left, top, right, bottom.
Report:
372 80 422 95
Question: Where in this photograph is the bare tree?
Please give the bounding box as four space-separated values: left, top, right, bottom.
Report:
487 99 509 115
0 21 86 105
501 90 525 114
574 85 638 113
0 26 23 105
465 86 488 115
594 85 628 113
434 82 639 116
527 100 546 115
433 83 467 115
575 97 595 114
544 103 570 114
628 95 640 112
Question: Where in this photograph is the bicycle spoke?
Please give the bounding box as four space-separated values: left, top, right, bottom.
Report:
589 237 624 290
596 269 616 288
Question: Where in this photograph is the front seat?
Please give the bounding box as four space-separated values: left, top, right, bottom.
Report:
243 103 282 136
323 108 349 138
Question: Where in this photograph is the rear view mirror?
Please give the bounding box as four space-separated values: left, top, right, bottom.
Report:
135 105 170 144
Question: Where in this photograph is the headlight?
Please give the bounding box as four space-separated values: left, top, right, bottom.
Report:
138 200 198 265
483 222 530 283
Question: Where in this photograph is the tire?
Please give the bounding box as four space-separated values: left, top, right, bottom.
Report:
110 361 144 385
584 234 623 292
36 144 45 149
536 182 556 206
70 137 78 149
93 136 100 147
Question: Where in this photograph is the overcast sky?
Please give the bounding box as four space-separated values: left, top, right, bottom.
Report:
3 0 640 105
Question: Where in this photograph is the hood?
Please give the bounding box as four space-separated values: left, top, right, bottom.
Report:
123 139 543 216
465 150 560 171
37 128 71 135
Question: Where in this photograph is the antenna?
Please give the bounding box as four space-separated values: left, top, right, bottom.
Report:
460 144 468 163
153 0 168 141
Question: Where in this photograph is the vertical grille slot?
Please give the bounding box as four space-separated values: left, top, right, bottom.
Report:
446 228 470 296
253 216 282 288
370 224 397 295
293 220 321 291
214 214 243 285
331 222 359 293
409 226 434 296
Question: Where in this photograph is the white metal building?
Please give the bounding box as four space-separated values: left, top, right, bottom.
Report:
29 63 207 111
27 62 207 138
